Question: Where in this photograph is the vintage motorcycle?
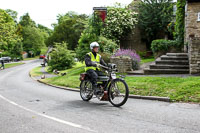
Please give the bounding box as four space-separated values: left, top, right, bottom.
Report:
79 63 129 107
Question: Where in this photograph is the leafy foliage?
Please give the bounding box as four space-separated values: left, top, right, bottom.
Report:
75 29 98 62
46 12 88 50
174 0 186 45
19 13 49 57
138 0 174 49
101 3 137 43
97 36 119 54
48 42 75 71
22 26 45 56
0 9 23 58
151 39 180 54
5 9 18 23
19 13 36 27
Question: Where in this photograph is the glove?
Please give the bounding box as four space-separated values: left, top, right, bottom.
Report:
96 63 101 67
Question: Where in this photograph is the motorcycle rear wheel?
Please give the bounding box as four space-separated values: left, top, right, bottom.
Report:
80 80 93 101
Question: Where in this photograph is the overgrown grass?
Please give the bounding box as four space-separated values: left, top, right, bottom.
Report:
4 62 24 68
30 66 43 77
39 62 200 103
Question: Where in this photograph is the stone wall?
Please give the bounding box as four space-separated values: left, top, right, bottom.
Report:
185 2 200 42
110 57 132 73
189 37 200 74
120 25 147 52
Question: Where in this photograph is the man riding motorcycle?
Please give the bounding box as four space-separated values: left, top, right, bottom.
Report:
85 42 107 95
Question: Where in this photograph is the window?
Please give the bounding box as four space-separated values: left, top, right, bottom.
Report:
198 12 200 21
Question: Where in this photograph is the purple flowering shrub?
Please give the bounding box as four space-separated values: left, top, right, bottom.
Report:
112 49 141 70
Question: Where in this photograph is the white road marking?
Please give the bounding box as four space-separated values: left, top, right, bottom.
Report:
0 94 96 132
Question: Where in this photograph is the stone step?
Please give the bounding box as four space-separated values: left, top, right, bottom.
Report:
156 58 189 65
150 64 189 69
160 55 189 61
127 70 144 75
144 68 189 75
166 53 188 57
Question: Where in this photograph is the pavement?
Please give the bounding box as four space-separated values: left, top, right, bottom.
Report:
0 59 200 133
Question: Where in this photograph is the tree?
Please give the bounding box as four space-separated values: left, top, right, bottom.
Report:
101 3 137 44
19 13 36 27
0 9 22 53
22 26 45 56
46 12 88 50
138 0 174 49
38 24 52 35
5 9 18 23
174 0 186 46
48 42 75 71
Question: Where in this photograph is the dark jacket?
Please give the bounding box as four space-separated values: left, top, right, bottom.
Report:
85 52 107 67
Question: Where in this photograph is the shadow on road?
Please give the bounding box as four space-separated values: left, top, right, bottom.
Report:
56 100 124 112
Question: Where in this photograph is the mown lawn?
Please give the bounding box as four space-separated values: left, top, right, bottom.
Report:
140 57 155 64
4 62 24 68
37 62 200 103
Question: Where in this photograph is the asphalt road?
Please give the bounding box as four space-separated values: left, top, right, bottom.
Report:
0 60 200 133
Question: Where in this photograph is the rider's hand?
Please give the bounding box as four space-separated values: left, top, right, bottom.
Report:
96 63 101 68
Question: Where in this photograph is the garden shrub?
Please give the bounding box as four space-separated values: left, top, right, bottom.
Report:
112 49 141 70
75 32 98 62
48 42 75 71
100 52 112 64
151 39 181 58
101 3 137 44
98 36 119 54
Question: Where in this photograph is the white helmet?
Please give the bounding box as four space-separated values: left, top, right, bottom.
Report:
90 42 99 50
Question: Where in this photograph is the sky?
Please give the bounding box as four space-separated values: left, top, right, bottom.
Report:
1 0 133 29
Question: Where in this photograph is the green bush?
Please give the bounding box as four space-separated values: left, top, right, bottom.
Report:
98 36 119 54
48 42 75 71
75 31 118 62
75 32 98 62
100 52 111 64
151 39 181 57
101 3 137 43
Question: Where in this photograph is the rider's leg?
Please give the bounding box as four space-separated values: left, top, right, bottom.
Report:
96 70 105 76
86 69 101 94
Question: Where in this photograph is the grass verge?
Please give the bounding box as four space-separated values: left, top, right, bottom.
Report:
4 62 24 68
34 62 200 103
30 66 43 77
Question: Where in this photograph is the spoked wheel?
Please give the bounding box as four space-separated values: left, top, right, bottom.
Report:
80 80 93 101
108 79 129 107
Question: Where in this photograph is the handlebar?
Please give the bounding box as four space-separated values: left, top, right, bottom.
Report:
99 64 109 70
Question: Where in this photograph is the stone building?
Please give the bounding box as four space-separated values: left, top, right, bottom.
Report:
185 0 200 42
185 0 200 74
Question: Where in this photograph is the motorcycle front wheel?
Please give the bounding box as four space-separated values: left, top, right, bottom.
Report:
80 80 93 101
108 79 129 107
